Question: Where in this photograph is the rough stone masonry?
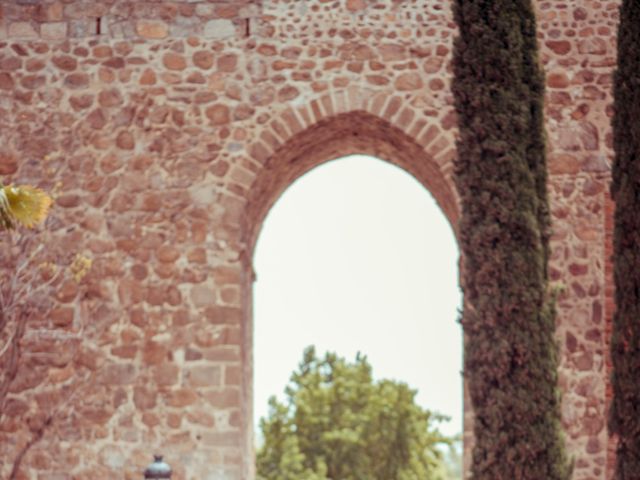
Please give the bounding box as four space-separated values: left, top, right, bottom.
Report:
0 0 619 478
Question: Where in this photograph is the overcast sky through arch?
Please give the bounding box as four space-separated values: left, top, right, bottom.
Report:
253 154 463 439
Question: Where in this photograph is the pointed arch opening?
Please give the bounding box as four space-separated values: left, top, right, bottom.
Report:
243 109 459 254
238 106 466 478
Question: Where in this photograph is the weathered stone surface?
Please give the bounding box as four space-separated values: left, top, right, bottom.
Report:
396 72 423 91
50 307 74 328
185 365 222 387
0 151 18 174
116 131 134 150
0 1 617 480
98 88 123 108
8 22 38 38
346 0 367 12
166 388 198 407
206 104 231 125
41 22 67 40
99 364 136 385
136 20 168 39
64 73 89 88
193 50 214 70
162 52 186 71
0 73 15 90
203 19 235 39
139 68 156 85
52 55 77 71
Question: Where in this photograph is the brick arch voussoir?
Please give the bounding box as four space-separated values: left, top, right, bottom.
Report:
244 90 459 255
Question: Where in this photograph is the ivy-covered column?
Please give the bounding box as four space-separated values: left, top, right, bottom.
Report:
609 1 640 478
451 1 570 478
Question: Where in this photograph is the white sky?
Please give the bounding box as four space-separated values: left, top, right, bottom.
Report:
253 154 463 438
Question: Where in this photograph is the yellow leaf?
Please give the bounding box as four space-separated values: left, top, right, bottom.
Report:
3 185 53 228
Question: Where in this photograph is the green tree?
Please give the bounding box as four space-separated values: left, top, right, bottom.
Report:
609 1 640 478
451 0 570 478
257 347 451 480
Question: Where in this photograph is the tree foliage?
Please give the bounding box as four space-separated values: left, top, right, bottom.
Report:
451 1 570 478
256 347 452 480
609 1 640 477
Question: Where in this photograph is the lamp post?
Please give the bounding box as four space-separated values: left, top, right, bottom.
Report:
144 455 172 479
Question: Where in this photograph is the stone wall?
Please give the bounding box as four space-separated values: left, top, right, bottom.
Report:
0 0 619 478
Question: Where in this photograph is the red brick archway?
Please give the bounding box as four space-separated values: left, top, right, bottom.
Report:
240 98 461 476
243 95 459 254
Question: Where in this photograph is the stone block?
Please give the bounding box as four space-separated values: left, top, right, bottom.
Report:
41 22 67 40
185 365 222 387
8 22 38 38
136 20 168 39
68 19 94 38
163 52 187 71
0 151 17 174
203 19 236 39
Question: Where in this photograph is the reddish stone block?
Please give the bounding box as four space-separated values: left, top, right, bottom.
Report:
20 74 46 89
92 45 112 58
142 341 167 365
429 78 445 91
193 50 214 70
346 0 367 12
217 53 237 72
139 68 156 85
548 71 570 88
224 365 242 386
257 43 277 56
206 104 231 125
166 388 198 407
278 85 299 102
379 44 407 61
98 88 123 108
64 72 90 88
205 306 241 325
156 245 180 263
51 307 74 328
153 364 179 386
162 52 186 71
0 56 21 71
0 151 17 174
116 131 135 150
86 108 107 129
366 74 390 86
136 20 168 39
25 58 45 72
546 40 572 55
